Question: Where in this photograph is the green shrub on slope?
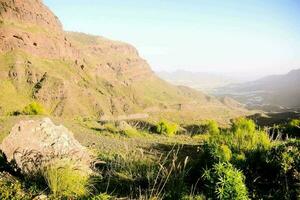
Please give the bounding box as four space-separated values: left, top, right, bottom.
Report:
203 162 249 200
23 102 46 115
156 120 179 136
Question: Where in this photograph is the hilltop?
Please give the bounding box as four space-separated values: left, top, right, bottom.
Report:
0 0 248 123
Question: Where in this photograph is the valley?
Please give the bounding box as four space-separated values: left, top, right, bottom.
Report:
0 0 299 200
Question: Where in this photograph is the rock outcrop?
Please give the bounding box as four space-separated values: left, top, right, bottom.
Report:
0 118 92 174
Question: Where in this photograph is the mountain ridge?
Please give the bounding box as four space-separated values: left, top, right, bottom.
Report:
0 0 249 123
215 68 300 111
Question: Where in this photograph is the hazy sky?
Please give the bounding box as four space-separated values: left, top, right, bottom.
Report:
44 0 300 78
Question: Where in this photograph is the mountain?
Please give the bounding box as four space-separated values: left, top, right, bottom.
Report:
157 70 237 93
215 69 300 111
0 0 249 123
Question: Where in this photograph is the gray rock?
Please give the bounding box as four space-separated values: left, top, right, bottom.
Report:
0 118 92 174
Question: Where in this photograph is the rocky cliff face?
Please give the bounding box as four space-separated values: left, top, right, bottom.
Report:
0 0 81 61
0 0 249 123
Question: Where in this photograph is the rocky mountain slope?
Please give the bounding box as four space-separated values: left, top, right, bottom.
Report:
0 0 249 123
215 69 300 111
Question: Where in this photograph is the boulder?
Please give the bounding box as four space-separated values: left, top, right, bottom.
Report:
0 118 92 174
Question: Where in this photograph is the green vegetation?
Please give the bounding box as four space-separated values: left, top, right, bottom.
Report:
1 116 300 199
95 146 189 200
22 102 46 115
0 176 27 200
120 127 142 137
203 162 248 200
8 102 46 116
284 119 300 138
156 120 179 136
42 159 90 198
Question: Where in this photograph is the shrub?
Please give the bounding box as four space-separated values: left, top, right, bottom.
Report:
229 118 271 152
231 118 256 134
42 159 90 198
203 162 249 200
207 120 220 135
187 121 219 137
284 119 300 138
289 119 300 128
203 142 232 164
0 173 27 200
265 140 300 199
22 102 45 115
156 120 179 136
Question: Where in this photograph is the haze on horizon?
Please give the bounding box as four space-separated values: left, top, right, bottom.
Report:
44 0 300 79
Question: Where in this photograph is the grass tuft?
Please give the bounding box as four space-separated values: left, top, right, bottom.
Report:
41 159 90 198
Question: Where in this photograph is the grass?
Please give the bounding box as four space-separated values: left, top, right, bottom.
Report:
42 159 90 198
1 115 299 199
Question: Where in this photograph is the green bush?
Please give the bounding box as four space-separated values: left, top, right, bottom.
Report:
22 102 45 115
156 120 179 136
284 119 300 138
42 159 90 198
203 162 249 200
207 120 220 135
265 140 300 199
0 174 27 200
185 120 219 136
228 118 271 152
289 119 300 126
198 118 274 199
203 142 232 164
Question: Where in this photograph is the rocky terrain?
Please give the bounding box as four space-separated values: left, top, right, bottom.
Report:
0 0 249 123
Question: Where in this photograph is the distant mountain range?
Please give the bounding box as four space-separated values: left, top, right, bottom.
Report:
157 70 238 93
214 69 300 111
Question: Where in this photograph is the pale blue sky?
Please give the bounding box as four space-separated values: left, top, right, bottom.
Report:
44 0 300 78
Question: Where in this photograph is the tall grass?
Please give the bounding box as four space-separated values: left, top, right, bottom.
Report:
95 146 190 199
41 159 90 198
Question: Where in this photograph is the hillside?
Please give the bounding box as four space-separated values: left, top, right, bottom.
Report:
0 0 248 123
215 69 300 111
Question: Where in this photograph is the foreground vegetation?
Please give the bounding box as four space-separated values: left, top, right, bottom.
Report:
0 115 299 199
